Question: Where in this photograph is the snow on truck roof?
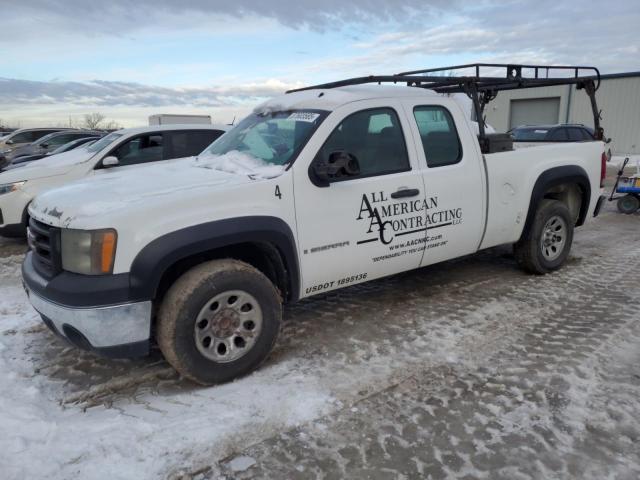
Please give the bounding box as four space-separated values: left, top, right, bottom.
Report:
255 85 437 113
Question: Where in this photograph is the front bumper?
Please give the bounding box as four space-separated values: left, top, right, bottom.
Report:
22 252 152 358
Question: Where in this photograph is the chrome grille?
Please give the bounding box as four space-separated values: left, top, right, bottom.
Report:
28 218 61 277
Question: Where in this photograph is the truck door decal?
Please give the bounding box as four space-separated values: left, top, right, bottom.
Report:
355 191 462 246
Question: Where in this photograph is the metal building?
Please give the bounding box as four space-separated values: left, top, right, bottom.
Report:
484 72 640 155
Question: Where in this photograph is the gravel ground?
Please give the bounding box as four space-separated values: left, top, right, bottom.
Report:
0 187 638 479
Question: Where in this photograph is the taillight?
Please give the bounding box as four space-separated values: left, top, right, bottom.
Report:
600 151 607 188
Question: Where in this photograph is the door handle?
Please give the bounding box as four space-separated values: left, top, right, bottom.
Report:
390 188 420 199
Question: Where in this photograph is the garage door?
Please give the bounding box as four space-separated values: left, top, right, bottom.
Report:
509 97 560 129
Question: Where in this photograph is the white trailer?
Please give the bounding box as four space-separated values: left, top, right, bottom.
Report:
148 114 211 125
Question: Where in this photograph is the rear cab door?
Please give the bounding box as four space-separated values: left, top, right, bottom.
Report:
399 96 486 266
292 99 430 298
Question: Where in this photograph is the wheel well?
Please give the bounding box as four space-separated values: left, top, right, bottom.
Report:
521 167 591 241
155 242 290 304
542 182 584 224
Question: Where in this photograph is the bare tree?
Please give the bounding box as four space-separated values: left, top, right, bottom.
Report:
102 120 122 131
83 112 106 129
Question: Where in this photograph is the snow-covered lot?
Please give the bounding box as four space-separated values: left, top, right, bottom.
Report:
1 201 639 480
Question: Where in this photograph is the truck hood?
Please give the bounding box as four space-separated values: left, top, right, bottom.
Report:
0 148 93 183
29 156 257 228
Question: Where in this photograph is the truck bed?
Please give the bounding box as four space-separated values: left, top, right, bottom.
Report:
480 141 604 250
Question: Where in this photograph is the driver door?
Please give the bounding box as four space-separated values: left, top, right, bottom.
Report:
292 100 428 298
91 132 168 174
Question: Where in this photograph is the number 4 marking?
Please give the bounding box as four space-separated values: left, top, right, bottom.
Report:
275 185 282 199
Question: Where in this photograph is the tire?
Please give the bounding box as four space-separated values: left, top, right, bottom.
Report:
156 259 282 385
617 194 640 214
514 199 574 275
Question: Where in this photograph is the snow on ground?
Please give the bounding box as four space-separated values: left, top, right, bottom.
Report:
0 262 333 479
0 242 543 479
1 202 639 479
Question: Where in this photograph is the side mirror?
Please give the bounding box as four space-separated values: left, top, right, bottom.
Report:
311 151 360 187
102 155 119 168
5 140 13 145
40 143 49 148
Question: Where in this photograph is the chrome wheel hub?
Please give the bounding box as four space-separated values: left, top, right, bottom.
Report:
194 290 263 363
540 215 567 261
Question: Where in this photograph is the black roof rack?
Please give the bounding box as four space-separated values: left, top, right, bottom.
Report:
287 63 604 148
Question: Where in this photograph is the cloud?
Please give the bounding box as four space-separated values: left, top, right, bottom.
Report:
0 78 302 108
1 0 638 127
298 1 640 76
1 0 459 39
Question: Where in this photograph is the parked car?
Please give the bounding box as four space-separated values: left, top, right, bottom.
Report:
0 124 228 236
2 130 103 167
0 128 73 160
6 136 103 169
510 124 595 147
20 76 606 385
0 129 16 139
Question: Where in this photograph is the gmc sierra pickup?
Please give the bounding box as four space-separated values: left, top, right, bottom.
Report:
21 64 608 384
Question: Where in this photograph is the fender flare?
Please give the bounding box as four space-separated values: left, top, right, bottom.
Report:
129 216 300 302
522 165 591 238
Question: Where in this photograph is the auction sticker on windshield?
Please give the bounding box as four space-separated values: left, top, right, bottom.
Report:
288 112 321 122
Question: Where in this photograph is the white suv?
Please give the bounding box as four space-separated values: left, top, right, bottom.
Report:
0 124 228 236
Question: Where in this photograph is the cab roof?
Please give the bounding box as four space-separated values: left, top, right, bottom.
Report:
255 85 437 114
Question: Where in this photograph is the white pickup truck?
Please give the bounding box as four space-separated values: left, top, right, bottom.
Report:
0 124 228 236
22 64 608 385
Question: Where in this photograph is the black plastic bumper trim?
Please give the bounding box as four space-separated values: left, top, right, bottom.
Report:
22 252 147 308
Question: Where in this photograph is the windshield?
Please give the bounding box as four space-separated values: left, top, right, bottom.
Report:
200 110 327 176
51 137 91 154
86 132 123 152
34 132 60 146
511 127 549 141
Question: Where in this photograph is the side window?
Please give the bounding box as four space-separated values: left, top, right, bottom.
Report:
110 134 164 166
33 130 58 141
413 106 462 168
567 128 584 141
7 132 34 143
316 108 410 179
170 130 225 158
548 128 568 141
44 134 77 147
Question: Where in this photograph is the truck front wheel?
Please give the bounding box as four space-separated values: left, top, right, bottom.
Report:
514 199 574 274
156 259 282 385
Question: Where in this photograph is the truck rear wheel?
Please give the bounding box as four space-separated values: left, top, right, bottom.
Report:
156 259 282 385
514 199 574 274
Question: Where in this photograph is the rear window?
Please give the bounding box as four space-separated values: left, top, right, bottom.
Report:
413 106 462 167
567 128 585 141
511 128 549 141
171 130 225 158
549 129 568 141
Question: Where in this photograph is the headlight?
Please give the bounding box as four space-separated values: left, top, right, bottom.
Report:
61 229 117 275
1 148 13 154
0 181 25 195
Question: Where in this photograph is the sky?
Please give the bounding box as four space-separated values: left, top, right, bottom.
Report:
0 0 638 128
